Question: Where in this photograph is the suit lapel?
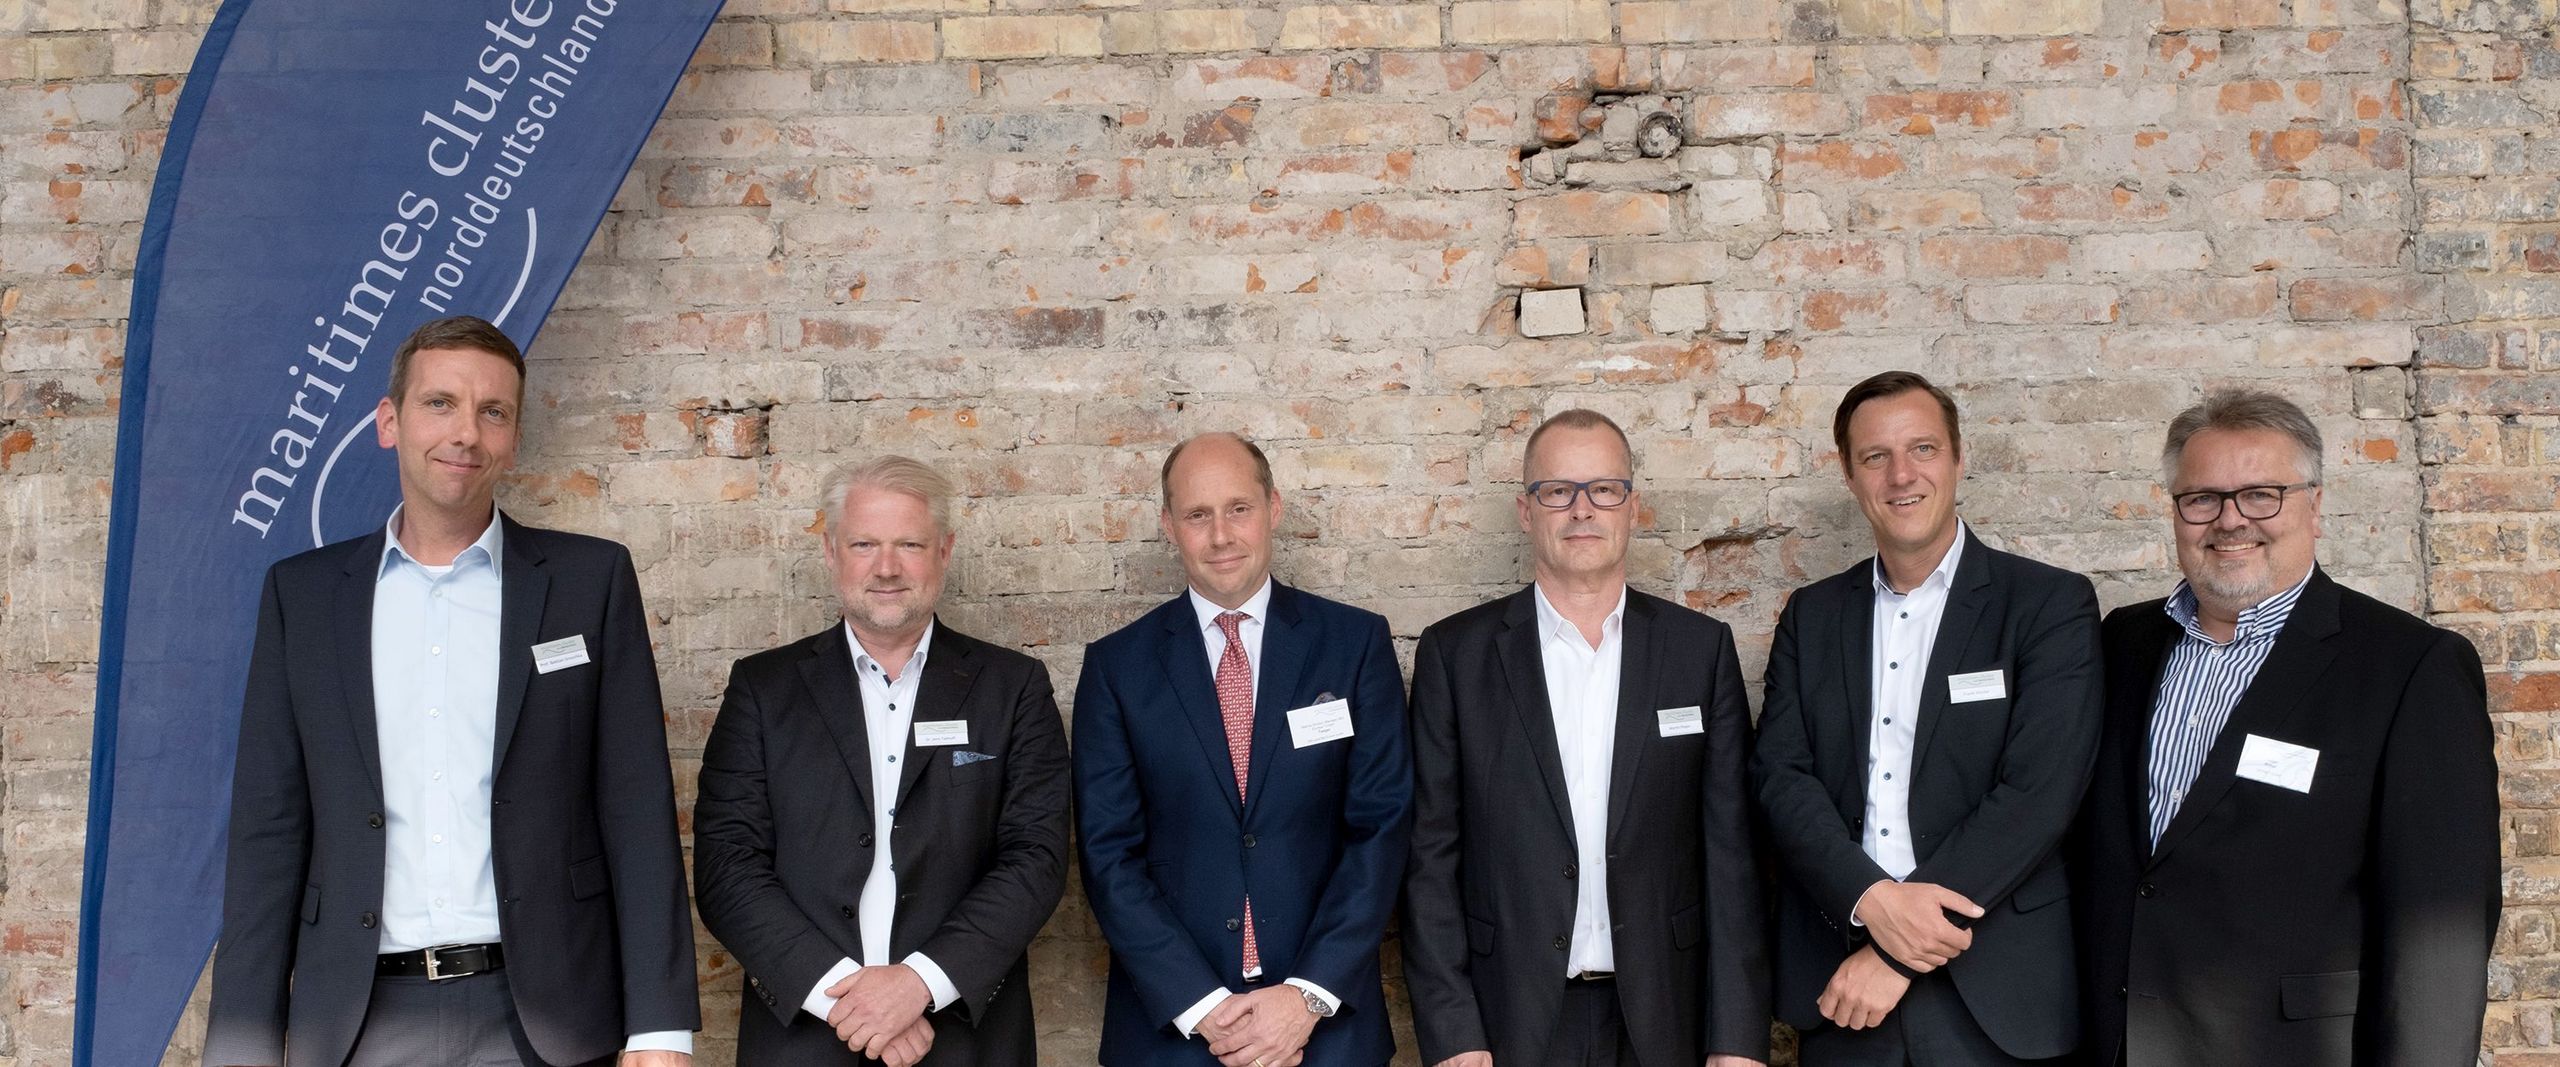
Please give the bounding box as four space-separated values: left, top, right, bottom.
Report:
799 625 876 817
1245 585 1311 819
1605 593 1657 846
1839 574 1876 810
2145 572 2343 869
1499 590 1581 847
1161 602 1244 818
334 534 388 798
1909 536 1995 775
895 625 980 813
2118 613 2177 862
490 517 548 776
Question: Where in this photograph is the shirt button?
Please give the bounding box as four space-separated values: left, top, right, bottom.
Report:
431 588 442 598
432 771 443 781
431 834 444 844
889 755 898 763
430 645 441 656
1883 772 1893 780
1883 717 1893 726
1880 828 1892 837
428 708 440 718
433 898 445 908
1889 661 1899 670
1899 612 1907 619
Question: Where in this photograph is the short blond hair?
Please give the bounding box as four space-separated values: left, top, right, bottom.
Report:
821 455 955 536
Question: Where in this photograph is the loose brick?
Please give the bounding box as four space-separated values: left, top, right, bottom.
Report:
1516 191 1673 239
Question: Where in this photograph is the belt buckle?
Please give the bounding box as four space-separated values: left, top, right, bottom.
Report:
422 944 470 981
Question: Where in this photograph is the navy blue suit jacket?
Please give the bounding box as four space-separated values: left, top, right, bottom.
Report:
1073 582 1413 1067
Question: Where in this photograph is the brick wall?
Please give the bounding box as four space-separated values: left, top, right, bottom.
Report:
1 0 2548 1063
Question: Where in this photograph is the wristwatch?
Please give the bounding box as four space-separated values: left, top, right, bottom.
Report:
1301 987 1335 1017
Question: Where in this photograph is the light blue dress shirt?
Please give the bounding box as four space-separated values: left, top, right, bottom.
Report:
372 507 689 1055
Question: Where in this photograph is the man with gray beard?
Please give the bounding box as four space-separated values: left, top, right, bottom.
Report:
2071 389 2498 1066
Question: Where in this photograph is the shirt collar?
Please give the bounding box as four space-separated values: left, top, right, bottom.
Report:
379 504 504 577
1531 581 1627 646
2164 567 2315 645
845 617 936 679
1189 576 1275 633
1872 519 1968 599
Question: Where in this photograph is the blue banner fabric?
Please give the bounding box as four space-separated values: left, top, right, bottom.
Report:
77 0 722 1061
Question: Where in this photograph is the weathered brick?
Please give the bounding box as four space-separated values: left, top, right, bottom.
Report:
776 20 937 63
1275 5 1441 49
1515 191 1673 239
1964 283 2121 324
1450 0 1612 44
2291 276 2444 321
1919 234 2072 278
942 15 1104 59
1689 93 1851 138
1107 9 1270 54
1619 0 1787 43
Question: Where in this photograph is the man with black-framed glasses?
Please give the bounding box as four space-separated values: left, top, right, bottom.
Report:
2071 388 2498 1066
1403 409 1770 1067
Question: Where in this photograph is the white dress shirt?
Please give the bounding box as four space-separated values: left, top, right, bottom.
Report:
1533 581 1627 977
801 621 963 1022
371 507 687 1054
1853 525 1966 924
1169 578 1342 1037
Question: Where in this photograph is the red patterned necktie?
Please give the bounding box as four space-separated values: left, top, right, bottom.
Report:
1214 610 1260 973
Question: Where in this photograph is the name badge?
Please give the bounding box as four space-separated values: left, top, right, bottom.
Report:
1288 698 1355 749
2236 733 2318 793
1946 669 2006 704
1657 706 1704 737
532 635 590 674
913 720 970 747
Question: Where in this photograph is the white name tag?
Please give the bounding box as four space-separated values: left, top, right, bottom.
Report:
2236 733 2319 793
1288 698 1355 748
1947 669 2006 704
531 635 590 674
1657 706 1704 737
913 720 969 747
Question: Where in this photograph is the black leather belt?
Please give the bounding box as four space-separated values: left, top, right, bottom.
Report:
378 943 504 980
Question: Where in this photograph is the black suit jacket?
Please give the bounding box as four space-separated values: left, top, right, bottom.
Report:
208 516 699 1067
693 620 1070 1066
2072 569 2500 1067
1402 587 1771 1065
1751 532 2102 1059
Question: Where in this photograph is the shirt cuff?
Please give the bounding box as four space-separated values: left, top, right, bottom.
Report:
802 957 864 1020
1174 987 1233 1038
623 1030 693 1055
1280 978 1339 1015
903 952 963 1012
1849 880 1889 928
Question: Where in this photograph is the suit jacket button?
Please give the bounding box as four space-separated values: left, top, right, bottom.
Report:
2138 883 2157 899
1243 834 1257 848
359 912 376 929
1226 918 1242 931
859 832 875 848
367 812 384 829
841 905 856 920
2116 986 2128 999
1553 935 1568 950
1563 863 1576 879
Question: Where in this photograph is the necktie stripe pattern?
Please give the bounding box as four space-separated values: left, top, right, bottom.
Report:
1213 611 1260 973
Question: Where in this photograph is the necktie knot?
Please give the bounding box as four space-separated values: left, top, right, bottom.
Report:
1216 610 1247 640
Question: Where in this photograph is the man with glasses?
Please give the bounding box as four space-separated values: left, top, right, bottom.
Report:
1753 371 2102 1065
2071 388 2499 1066
1403 409 1769 1067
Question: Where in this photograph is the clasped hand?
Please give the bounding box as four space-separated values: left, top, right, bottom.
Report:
825 964 936 1066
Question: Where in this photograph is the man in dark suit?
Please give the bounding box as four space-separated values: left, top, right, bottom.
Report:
208 316 698 1066
1752 372 2102 1065
1074 431 1413 1067
2073 388 2499 1066
693 455 1070 1067
1402 409 1769 1067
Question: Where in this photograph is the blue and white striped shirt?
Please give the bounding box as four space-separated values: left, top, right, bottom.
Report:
2144 572 2314 846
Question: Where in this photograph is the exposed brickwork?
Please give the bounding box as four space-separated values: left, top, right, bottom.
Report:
0 0 2543 1064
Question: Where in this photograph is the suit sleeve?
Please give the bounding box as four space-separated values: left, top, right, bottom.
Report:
2370 629 2499 1062
914 661 1072 1021
592 549 702 1035
1400 624 1489 1062
1902 574 2103 915
1284 614 1415 1011
1073 644 1234 1029
692 660 852 1027
1700 620 1773 1061
1751 593 1895 929
205 566 309 1067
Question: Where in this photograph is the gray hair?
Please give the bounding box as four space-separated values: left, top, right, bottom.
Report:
2161 388 2324 486
821 455 956 536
